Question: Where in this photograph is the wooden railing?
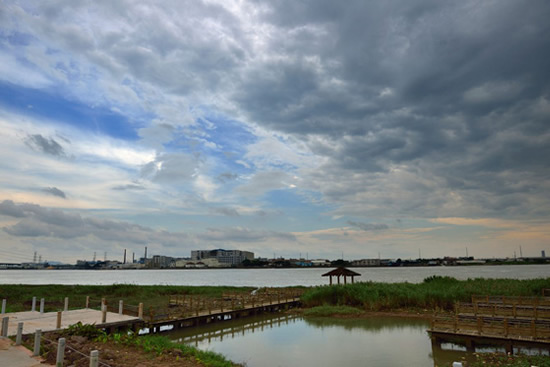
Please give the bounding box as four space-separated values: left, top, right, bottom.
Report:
457 302 550 320
471 295 550 307
152 288 303 323
431 314 550 341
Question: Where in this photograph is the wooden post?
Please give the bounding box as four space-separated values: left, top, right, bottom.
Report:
89 350 99 367
1 316 8 337
454 316 458 332
33 329 42 356
64 297 69 312
101 304 107 323
119 300 123 315
138 303 143 319
477 317 482 335
32 296 37 312
40 298 45 314
56 311 62 329
16 322 23 345
56 337 66 367
1 299 5 314
85 296 90 309
101 297 106 310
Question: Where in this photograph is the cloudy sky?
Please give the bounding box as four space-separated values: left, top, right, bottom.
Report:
1 0 549 264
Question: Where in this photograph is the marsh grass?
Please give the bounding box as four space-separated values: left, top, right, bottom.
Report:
301 276 550 312
0 284 255 312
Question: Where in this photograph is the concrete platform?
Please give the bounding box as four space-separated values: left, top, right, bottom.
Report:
2 309 140 336
0 337 53 367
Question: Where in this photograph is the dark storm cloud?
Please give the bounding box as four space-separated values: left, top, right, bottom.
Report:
0 200 26 217
42 187 66 198
1 200 185 246
231 0 550 218
25 134 66 156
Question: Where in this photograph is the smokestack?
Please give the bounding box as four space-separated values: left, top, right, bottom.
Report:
144 246 148 259
133 252 135 263
124 249 127 264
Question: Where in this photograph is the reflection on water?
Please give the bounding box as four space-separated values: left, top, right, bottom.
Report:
169 313 437 367
168 313 550 366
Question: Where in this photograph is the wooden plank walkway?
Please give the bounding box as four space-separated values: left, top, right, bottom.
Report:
145 297 301 333
429 295 550 354
2 309 141 336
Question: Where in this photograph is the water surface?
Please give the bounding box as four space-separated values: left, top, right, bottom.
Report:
1 264 548 286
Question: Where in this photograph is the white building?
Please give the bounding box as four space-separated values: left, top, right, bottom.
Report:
191 249 254 266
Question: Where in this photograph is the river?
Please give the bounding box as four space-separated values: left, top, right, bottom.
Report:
0 264 548 286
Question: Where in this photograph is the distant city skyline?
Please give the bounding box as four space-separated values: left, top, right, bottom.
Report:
1 1 549 264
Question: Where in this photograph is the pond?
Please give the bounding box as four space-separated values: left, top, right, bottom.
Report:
168 313 462 367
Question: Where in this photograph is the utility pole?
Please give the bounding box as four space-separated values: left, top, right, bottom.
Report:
520 246 523 258
466 247 469 258
93 252 96 262
33 251 37 263
104 252 107 261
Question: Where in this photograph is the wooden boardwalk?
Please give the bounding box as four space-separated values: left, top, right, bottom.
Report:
145 296 301 334
1 309 141 336
428 295 550 354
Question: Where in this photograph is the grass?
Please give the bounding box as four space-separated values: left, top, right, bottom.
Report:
0 284 255 312
51 322 239 367
301 276 550 312
467 353 550 367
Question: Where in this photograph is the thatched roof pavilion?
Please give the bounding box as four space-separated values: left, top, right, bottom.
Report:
322 267 361 285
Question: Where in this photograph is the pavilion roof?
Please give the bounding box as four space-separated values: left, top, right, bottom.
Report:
322 267 361 277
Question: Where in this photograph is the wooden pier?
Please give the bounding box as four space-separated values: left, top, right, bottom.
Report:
144 290 302 334
428 295 550 354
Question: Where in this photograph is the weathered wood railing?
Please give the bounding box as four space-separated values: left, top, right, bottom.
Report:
154 288 303 323
471 295 550 307
457 302 550 320
431 314 550 340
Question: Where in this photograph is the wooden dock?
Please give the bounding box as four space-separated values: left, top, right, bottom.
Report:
428 295 550 354
144 293 301 334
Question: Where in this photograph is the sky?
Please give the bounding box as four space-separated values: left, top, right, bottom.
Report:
0 0 549 264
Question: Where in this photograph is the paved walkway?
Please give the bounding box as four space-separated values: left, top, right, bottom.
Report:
0 337 53 367
2 309 140 336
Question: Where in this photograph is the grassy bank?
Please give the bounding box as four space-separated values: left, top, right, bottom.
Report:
31 322 239 367
0 284 255 312
301 276 550 312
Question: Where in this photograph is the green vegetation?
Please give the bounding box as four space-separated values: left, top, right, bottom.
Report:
303 305 363 317
466 353 550 367
0 284 255 312
58 322 238 367
301 276 550 312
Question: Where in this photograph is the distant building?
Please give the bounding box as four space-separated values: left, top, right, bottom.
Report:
149 255 174 268
191 249 254 266
351 259 381 267
173 258 228 268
